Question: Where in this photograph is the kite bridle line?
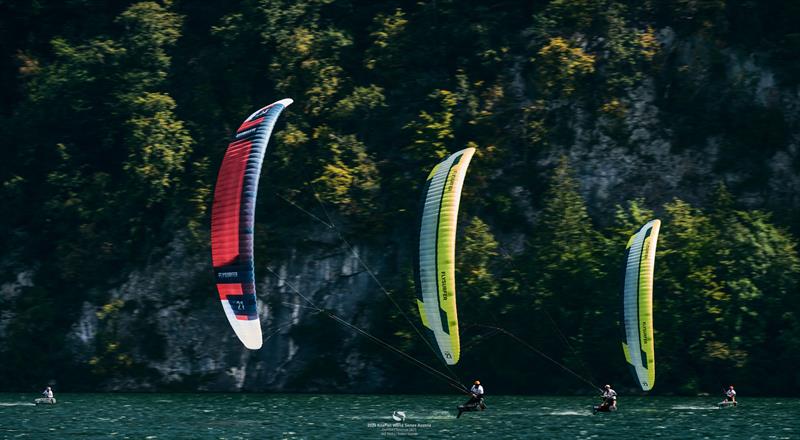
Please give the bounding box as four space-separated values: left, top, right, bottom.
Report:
265 267 470 395
469 323 601 391
270 176 468 390
495 244 601 391
269 189 600 394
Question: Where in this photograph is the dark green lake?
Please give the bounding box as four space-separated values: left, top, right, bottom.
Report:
0 394 796 439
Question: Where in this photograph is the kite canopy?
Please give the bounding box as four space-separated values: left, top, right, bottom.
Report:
210 99 292 350
414 147 476 365
621 219 660 390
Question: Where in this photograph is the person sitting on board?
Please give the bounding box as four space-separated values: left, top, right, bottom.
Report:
724 385 737 405
599 384 617 411
42 386 54 400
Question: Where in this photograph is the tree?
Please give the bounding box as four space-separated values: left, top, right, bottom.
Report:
533 37 595 98
525 157 607 389
457 216 500 303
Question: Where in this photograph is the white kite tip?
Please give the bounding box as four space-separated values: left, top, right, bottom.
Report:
244 98 294 121
236 319 263 350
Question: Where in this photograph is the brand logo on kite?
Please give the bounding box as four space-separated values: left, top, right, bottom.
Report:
440 271 448 300
218 272 238 278
641 321 648 343
392 411 406 422
446 163 460 192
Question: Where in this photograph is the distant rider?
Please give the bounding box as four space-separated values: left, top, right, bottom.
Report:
42 386 54 400
600 384 617 411
725 385 736 405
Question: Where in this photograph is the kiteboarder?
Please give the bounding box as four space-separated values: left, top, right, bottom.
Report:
724 385 737 406
595 384 617 412
35 386 56 404
457 380 486 418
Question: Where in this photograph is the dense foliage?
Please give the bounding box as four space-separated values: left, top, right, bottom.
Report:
1 0 799 395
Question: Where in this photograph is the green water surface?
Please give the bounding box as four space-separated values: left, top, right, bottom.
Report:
0 394 796 439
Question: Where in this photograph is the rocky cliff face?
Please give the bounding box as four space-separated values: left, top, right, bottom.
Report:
0 271 34 341
544 28 800 219
62 230 394 392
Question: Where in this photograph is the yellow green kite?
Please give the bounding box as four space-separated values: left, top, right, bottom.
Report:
414 148 475 365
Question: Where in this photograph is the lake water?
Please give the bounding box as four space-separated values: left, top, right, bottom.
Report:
0 393 797 439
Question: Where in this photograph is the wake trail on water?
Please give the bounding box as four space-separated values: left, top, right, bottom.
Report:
0 402 36 406
546 410 592 416
415 411 459 420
